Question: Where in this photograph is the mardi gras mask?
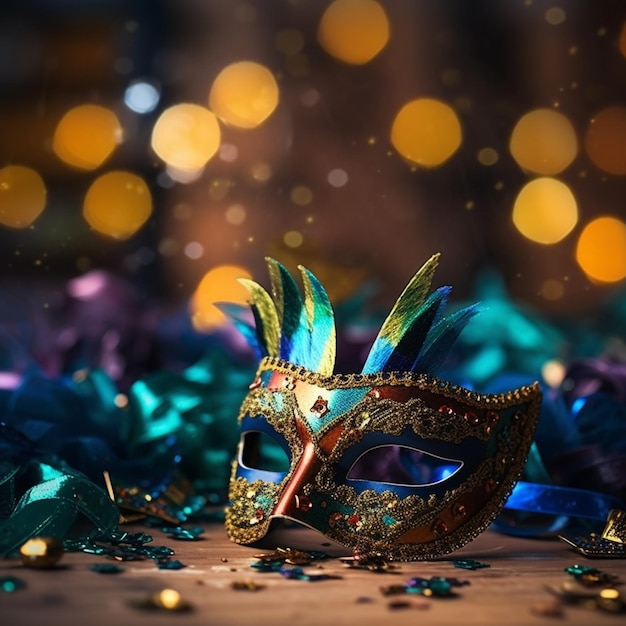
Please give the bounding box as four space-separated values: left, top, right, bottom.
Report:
225 254 541 560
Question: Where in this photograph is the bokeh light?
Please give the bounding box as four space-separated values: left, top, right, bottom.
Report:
542 359 566 388
390 98 462 167
512 177 578 244
225 204 246 225
151 103 221 171
584 106 626 175
328 168 348 187
124 80 160 114
576 216 626 283
83 171 152 240
477 147 499 166
509 109 577 175
540 279 565 301
190 264 252 331
317 0 390 65
284 230 303 248
0 165 47 228
53 104 122 170
184 241 204 259
251 162 272 182
545 7 566 25
290 186 313 206
209 61 279 129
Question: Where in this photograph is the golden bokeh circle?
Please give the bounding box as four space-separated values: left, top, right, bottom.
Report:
209 61 279 129
317 0 390 65
83 171 152 240
512 177 578 244
576 216 626 283
0 165 47 228
53 104 121 170
391 98 462 167
190 264 252 331
151 103 221 171
509 108 577 175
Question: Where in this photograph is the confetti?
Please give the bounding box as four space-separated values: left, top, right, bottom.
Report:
1 577 26 593
90 563 124 574
453 558 490 570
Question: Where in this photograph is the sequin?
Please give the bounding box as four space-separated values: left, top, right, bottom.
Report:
161 526 205 541
157 559 186 570
453 558 490 570
1 576 26 592
90 564 124 574
565 564 619 586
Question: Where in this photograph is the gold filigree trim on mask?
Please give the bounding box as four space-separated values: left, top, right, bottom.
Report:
256 357 539 408
301 454 522 561
225 475 283 545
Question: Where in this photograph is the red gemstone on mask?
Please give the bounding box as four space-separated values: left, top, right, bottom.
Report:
438 405 455 416
431 518 448 536
255 508 265 519
295 495 312 512
463 411 480 425
310 396 330 417
347 514 361 527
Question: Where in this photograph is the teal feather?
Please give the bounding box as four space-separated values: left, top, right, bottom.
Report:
376 286 451 373
222 253 480 379
361 254 440 374
266 258 304 361
297 265 336 376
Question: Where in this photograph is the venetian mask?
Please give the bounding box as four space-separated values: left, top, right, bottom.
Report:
225 255 541 560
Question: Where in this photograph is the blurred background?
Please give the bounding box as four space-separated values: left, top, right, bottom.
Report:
1 0 626 369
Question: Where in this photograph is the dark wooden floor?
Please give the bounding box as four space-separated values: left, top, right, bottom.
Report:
2 521 625 626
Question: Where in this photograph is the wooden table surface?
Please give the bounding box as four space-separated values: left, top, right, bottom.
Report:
2 520 625 626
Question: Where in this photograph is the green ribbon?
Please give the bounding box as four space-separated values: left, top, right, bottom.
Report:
0 459 119 557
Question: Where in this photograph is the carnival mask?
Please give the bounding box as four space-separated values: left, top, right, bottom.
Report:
225 255 542 560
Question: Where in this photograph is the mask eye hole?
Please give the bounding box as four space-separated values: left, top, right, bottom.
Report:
240 431 291 473
347 445 462 487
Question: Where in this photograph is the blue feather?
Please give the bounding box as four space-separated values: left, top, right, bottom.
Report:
412 304 482 374
378 286 451 373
